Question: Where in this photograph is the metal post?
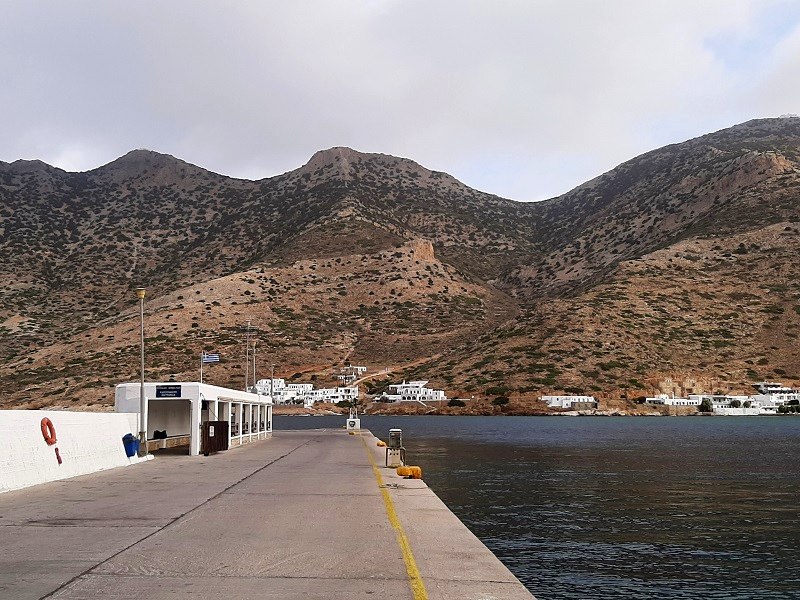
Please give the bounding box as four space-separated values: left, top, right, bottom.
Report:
244 320 251 391
136 288 147 456
200 351 204 384
270 363 275 403
252 340 257 390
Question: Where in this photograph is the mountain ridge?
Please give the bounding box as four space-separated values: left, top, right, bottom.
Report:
3 117 800 409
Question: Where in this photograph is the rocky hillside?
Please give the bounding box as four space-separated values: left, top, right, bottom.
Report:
2 117 800 408
412 222 800 400
0 146 534 355
506 118 800 297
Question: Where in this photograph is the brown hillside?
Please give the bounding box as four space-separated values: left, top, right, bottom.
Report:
416 222 800 399
3 117 800 409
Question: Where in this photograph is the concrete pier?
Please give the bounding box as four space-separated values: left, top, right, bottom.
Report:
0 429 534 599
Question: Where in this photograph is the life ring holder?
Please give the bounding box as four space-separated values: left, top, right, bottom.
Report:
40 417 57 446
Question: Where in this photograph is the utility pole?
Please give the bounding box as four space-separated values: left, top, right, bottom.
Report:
244 320 251 391
270 363 275 402
252 340 257 391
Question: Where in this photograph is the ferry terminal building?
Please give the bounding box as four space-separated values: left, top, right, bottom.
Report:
115 381 273 456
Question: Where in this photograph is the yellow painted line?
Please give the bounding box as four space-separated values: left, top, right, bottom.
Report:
361 436 429 600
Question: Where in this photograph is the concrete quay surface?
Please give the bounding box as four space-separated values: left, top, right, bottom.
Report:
0 429 535 600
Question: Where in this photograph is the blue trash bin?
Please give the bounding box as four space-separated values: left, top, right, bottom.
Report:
122 433 140 457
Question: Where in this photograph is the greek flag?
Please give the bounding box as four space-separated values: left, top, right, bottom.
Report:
202 353 220 364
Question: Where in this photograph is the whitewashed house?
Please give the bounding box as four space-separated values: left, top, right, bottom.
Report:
287 383 313 395
750 381 800 413
253 378 299 404
338 365 367 385
647 390 771 415
645 394 700 406
253 378 357 407
303 386 359 408
541 395 598 409
378 381 447 403
688 394 751 411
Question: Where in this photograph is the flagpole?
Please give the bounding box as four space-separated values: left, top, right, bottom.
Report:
200 351 204 384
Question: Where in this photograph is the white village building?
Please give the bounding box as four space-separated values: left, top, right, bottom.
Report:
690 394 751 410
646 393 750 409
540 395 598 409
646 382 800 415
252 378 357 407
337 364 367 385
750 381 800 413
645 394 702 407
303 386 359 408
253 378 295 403
378 381 447 404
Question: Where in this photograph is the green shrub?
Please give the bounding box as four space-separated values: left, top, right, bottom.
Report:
485 385 510 396
491 396 510 406
448 399 466 407
599 360 625 371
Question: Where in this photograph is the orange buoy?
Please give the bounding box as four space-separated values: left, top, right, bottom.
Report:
397 465 423 479
40 417 57 446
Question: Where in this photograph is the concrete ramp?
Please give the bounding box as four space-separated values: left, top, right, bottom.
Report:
0 429 534 599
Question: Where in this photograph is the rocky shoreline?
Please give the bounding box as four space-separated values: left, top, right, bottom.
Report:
271 400 683 417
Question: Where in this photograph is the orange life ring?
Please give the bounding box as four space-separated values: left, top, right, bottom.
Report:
40 417 57 446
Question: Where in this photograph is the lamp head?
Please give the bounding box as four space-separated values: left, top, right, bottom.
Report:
135 288 146 300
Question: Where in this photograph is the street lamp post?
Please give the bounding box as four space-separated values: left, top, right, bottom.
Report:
136 288 147 456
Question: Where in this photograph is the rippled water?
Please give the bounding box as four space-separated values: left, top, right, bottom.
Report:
275 415 800 599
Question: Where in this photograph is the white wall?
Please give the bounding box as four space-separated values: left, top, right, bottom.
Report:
714 407 761 416
0 410 143 494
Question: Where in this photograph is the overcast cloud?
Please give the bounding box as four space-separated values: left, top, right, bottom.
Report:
2 0 799 201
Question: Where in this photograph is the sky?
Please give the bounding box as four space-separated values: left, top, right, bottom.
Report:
2 1 800 201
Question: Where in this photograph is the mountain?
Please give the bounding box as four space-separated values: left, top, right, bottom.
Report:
504 118 800 297
2 117 800 409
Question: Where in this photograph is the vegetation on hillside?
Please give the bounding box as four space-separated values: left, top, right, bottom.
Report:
2 118 800 408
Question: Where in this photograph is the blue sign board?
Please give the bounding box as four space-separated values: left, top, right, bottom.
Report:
156 384 182 398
